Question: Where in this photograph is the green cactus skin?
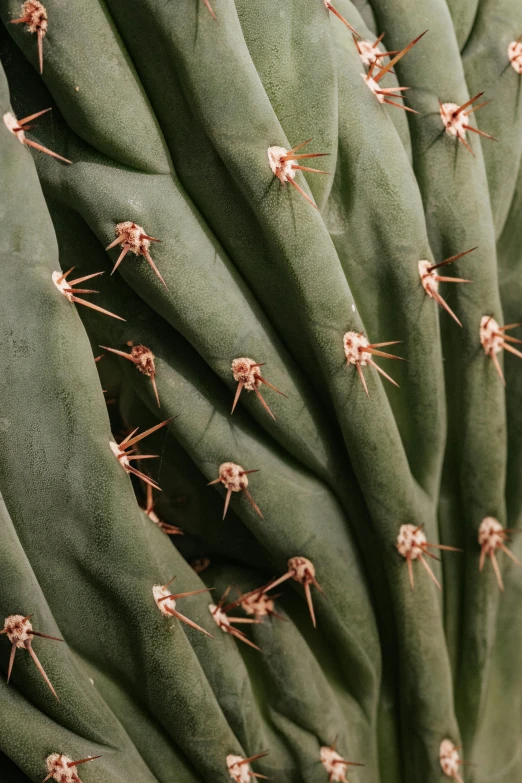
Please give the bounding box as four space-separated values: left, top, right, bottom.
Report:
0 62 263 783
461 0 522 238
365 0 508 766
1 0 522 781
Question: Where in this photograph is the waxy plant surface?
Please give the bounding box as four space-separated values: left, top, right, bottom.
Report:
0 1 522 782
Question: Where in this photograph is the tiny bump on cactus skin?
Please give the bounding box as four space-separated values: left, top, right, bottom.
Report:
0 614 62 700
418 247 476 327
226 752 269 782
208 462 263 519
343 331 404 397
480 315 522 385
43 753 100 783
396 524 462 591
3 108 71 163
209 588 262 651
10 2 47 73
478 516 522 592
439 93 496 155
508 40 522 74
319 742 364 782
231 357 286 419
152 577 213 637
267 140 329 210
439 739 466 783
106 222 166 288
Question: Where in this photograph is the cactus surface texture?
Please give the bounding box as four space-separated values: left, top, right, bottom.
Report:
0 1 522 781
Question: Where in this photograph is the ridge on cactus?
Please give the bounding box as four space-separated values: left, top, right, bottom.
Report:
2 0 522 779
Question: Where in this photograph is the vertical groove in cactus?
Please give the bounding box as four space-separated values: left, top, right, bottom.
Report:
0 0 522 781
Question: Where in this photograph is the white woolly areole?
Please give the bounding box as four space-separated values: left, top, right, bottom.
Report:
209 603 231 631
153 584 176 616
361 73 385 103
478 516 504 554
3 111 24 141
109 439 129 469
320 747 347 781
343 331 370 365
20 2 48 34
267 145 296 183
115 221 149 255
480 315 503 355
45 754 78 783
52 270 73 301
241 593 274 616
440 102 466 138
227 754 251 783
418 260 439 297
508 41 522 74
218 462 248 492
358 40 383 67
439 739 461 778
396 524 427 560
288 556 315 583
231 358 261 391
3 614 32 647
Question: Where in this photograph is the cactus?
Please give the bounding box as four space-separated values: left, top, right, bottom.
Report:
0 0 522 781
